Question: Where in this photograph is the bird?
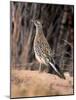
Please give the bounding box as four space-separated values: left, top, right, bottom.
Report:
31 19 65 79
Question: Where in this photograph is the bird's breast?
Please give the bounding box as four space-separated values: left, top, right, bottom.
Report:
35 52 46 65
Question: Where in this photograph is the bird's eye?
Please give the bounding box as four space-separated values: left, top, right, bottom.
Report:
36 21 38 24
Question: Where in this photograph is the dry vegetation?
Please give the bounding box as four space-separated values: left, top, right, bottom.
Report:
11 69 73 98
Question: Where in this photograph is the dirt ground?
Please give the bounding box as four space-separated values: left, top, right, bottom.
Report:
11 69 74 98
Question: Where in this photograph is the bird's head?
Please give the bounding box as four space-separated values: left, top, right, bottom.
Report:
31 20 42 28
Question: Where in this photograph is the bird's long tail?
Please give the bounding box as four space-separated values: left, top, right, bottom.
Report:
48 62 65 79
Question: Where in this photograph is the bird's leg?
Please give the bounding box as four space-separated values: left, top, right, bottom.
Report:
39 63 42 72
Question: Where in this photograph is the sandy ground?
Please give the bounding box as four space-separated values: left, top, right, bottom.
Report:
11 69 73 98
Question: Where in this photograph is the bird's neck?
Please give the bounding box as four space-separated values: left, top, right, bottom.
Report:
36 26 43 35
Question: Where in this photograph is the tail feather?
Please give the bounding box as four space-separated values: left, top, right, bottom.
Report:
48 62 65 79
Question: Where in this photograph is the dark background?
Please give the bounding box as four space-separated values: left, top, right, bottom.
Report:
10 1 74 76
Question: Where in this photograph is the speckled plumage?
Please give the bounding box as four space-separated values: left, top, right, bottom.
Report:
32 20 65 79
34 31 53 65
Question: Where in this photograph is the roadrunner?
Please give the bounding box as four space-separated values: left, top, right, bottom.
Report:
32 20 65 79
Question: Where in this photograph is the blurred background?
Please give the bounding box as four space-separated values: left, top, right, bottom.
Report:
10 1 74 76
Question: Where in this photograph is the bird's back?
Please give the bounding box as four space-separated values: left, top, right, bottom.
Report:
34 31 53 64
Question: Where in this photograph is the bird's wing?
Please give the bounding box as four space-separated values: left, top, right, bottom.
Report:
41 42 55 62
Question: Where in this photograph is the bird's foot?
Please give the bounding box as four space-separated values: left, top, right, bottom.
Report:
39 69 42 73
39 63 42 73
